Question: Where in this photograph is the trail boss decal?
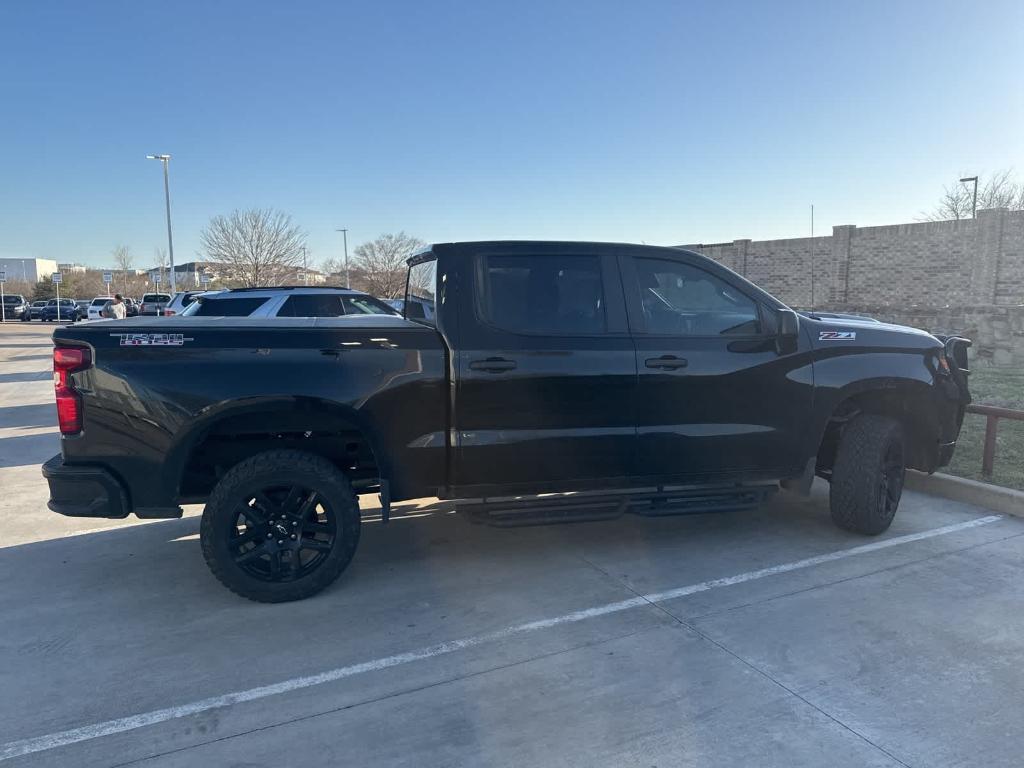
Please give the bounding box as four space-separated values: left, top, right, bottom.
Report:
110 333 193 346
819 331 856 341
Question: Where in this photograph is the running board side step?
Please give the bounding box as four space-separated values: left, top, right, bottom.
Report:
460 485 777 528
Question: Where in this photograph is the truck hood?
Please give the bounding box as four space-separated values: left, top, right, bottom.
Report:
806 314 939 348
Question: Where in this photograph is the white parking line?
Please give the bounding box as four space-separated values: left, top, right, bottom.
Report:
0 514 1003 761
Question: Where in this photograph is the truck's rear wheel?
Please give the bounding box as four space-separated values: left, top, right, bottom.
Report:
200 450 361 602
829 415 905 535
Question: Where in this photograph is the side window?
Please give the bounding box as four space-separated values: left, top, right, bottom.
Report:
480 254 605 334
634 258 760 336
190 297 268 316
279 295 345 317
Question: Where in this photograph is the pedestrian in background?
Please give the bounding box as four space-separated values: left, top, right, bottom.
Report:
103 294 127 320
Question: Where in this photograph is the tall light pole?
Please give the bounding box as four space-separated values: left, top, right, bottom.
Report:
335 228 349 287
809 204 815 309
146 154 177 292
960 176 979 219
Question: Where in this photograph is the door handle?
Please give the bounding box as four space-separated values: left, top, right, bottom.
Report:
645 355 688 370
469 357 517 373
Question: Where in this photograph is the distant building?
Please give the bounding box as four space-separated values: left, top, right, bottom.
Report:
292 268 328 285
143 261 224 288
0 257 60 284
57 262 88 274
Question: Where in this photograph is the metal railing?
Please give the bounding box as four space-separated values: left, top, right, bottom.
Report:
966 404 1024 478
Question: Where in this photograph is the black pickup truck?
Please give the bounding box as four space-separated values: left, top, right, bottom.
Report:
43 242 971 602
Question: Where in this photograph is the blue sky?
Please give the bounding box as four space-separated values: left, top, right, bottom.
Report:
1 0 1021 270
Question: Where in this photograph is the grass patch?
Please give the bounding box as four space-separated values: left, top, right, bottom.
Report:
944 367 1024 491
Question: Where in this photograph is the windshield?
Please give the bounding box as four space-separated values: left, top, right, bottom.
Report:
341 295 399 315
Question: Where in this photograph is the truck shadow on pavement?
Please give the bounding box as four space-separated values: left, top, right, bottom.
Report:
0 371 52 384
0 432 60 468
0 490 844 622
0 403 55 430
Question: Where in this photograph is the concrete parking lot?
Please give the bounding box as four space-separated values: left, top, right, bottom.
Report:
2 320 1024 767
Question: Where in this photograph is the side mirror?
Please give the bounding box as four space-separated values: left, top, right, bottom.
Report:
776 308 799 354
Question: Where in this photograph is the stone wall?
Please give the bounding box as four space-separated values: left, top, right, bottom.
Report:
822 304 1024 368
685 208 1024 366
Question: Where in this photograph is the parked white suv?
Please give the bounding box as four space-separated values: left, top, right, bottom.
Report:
180 287 400 318
162 290 213 317
86 296 113 320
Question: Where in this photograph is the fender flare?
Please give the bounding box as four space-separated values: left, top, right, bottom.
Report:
164 396 391 499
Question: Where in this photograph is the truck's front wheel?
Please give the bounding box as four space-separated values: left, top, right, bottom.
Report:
829 415 905 535
200 450 361 602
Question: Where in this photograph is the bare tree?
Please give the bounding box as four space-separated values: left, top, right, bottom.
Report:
319 256 344 286
923 169 1024 221
112 245 134 293
351 232 428 298
200 209 307 287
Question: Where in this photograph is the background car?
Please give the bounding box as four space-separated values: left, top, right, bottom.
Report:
181 287 401 318
86 296 114 320
162 290 212 316
384 295 435 322
23 300 48 321
1 294 28 321
139 292 172 316
39 298 85 322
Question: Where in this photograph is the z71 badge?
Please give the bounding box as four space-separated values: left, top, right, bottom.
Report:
110 333 193 346
819 331 856 341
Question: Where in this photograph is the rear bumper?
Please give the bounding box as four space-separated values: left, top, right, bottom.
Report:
42 454 130 519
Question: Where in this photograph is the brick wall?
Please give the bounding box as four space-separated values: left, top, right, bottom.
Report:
685 209 1024 366
685 208 1024 309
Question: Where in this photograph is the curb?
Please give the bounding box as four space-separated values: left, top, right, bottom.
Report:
905 470 1024 518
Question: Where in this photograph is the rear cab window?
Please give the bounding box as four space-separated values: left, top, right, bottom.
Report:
406 257 438 326
478 253 606 335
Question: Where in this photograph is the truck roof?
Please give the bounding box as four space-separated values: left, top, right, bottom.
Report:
415 240 783 308
422 240 701 260
63 314 421 330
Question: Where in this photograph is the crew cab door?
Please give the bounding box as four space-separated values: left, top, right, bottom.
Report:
622 253 813 483
453 245 636 492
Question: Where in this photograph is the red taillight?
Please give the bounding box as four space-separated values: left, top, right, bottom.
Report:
163 309 176 316
53 346 92 435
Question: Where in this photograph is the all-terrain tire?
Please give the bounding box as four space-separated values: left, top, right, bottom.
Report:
829 415 905 535
200 449 361 602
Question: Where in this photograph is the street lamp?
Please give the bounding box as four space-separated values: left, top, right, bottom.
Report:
335 228 349 288
146 154 177 292
960 176 979 219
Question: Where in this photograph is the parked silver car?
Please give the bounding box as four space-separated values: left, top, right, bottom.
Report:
180 287 401 318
